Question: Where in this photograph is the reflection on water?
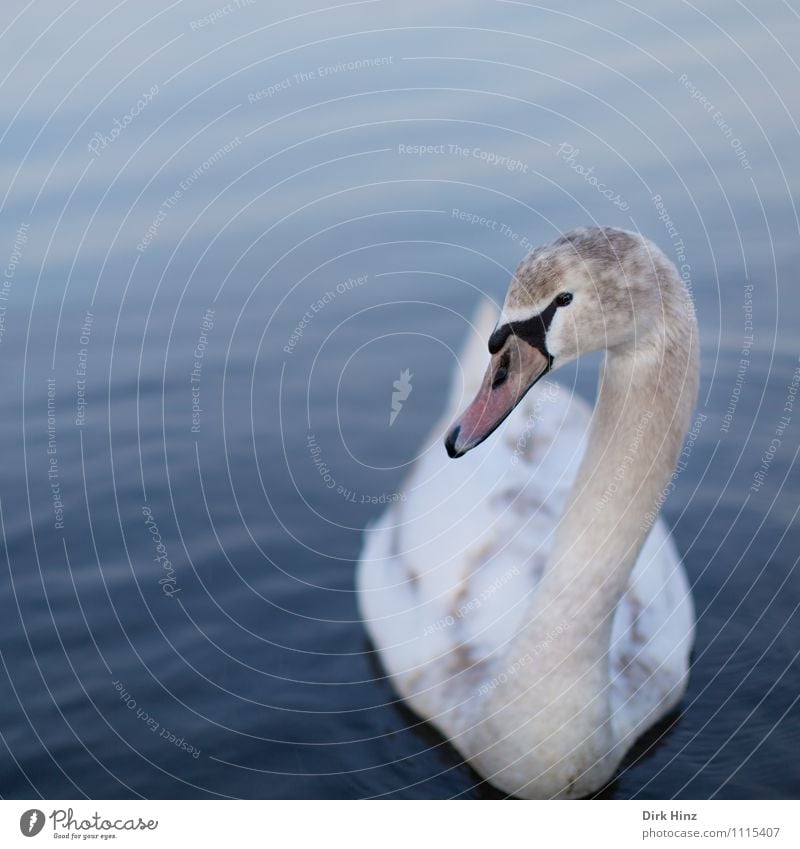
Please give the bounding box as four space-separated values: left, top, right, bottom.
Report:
0 0 798 798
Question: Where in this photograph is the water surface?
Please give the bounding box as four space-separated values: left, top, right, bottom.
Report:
1 0 799 799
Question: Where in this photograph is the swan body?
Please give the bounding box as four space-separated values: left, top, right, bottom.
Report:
357 227 699 798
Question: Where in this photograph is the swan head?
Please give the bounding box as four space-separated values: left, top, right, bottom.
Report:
445 227 666 458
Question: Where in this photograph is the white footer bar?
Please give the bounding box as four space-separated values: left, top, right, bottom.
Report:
1 799 797 848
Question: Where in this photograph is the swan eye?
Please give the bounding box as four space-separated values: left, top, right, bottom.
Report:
555 292 573 307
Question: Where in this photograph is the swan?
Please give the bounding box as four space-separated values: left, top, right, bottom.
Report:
357 226 699 799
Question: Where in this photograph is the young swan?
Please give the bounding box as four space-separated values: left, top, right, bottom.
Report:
358 226 700 798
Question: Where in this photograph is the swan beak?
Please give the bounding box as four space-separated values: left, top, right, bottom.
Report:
445 341 549 458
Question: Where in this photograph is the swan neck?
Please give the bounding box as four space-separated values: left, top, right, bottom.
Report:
546 329 696 628
511 291 699 680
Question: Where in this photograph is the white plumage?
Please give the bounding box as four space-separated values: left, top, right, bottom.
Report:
357 228 699 798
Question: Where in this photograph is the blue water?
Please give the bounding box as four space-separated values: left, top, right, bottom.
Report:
1 0 799 799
